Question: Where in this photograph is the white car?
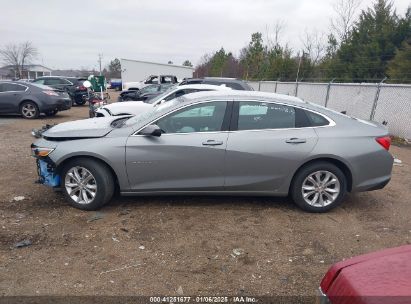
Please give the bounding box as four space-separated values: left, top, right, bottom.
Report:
95 84 232 117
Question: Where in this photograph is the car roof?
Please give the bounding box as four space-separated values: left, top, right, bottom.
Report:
179 90 304 104
177 84 232 91
0 81 30 85
35 76 81 80
204 77 240 80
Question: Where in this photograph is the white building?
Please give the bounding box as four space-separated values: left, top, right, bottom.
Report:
121 59 194 85
0 64 52 80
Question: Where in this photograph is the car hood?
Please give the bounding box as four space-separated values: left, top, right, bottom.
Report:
320 244 411 297
42 117 121 139
101 101 153 116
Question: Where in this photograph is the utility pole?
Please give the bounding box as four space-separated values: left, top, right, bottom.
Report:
294 51 304 96
296 51 303 83
98 53 103 76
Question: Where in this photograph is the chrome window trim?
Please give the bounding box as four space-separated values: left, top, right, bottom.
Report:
0 82 29 93
130 98 336 137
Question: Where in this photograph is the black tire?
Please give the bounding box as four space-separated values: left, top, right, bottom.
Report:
75 99 86 106
290 161 347 213
20 101 40 119
61 158 115 211
45 110 58 117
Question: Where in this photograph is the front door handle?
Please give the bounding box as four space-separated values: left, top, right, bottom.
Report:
286 138 307 144
202 140 224 146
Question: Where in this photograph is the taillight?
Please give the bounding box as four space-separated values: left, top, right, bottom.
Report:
376 136 391 151
42 90 59 96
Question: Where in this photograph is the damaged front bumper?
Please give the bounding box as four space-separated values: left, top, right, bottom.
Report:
31 143 61 189
36 159 61 188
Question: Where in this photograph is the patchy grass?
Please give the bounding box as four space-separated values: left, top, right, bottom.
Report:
391 135 410 147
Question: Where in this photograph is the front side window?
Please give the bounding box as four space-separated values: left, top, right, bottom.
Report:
44 78 62 85
157 101 227 134
237 101 295 130
32 79 45 85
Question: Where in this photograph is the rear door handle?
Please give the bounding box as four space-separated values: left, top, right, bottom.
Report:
285 138 307 144
202 140 224 146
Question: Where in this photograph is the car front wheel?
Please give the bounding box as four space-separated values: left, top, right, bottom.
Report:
291 162 347 213
61 158 114 210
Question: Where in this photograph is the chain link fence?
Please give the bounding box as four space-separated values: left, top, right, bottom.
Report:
248 81 411 140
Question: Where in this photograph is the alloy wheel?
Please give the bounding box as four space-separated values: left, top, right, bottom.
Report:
22 104 37 118
301 170 340 207
65 166 97 204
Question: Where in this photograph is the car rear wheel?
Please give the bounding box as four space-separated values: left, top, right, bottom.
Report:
291 162 347 213
20 101 39 119
61 158 114 210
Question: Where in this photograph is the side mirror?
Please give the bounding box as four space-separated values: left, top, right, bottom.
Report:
139 124 162 137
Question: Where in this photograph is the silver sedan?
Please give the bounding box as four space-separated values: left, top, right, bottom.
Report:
31 91 393 212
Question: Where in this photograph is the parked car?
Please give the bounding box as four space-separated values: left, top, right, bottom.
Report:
118 84 174 102
109 78 122 91
179 77 254 90
96 84 232 117
0 81 71 119
123 75 178 91
31 90 393 211
31 76 88 105
318 245 411 303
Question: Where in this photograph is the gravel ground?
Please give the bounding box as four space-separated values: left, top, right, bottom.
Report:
0 92 410 297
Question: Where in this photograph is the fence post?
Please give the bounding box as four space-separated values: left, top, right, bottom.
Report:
274 81 278 93
258 81 261 91
370 77 387 121
295 81 299 97
324 78 335 108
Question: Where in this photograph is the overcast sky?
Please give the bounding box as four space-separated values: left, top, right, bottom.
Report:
0 0 409 70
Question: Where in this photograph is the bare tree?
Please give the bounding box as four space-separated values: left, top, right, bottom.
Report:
301 29 327 65
0 42 38 78
265 20 286 49
331 0 362 43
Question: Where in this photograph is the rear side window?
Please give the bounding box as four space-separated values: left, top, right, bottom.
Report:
304 110 330 127
0 83 27 92
223 82 244 90
237 101 295 130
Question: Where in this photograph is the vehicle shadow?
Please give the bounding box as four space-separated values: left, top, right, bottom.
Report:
108 194 298 211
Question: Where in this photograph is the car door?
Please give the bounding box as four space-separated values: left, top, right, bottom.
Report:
224 100 318 192
0 83 28 113
125 100 232 192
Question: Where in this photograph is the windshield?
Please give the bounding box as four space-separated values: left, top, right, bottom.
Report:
145 86 177 105
139 84 158 94
125 98 181 127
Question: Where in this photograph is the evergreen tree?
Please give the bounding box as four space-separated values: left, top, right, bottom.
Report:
330 0 409 82
387 39 411 83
